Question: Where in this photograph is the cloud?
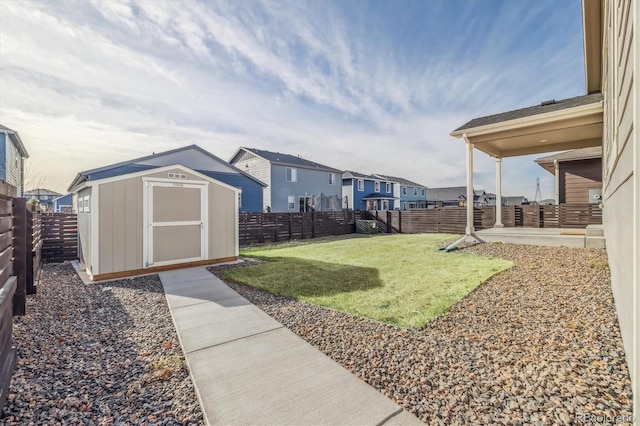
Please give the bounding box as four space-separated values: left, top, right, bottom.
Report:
0 0 584 199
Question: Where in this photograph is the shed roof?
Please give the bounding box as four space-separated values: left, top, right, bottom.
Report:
0 123 29 158
234 147 341 172
68 145 267 192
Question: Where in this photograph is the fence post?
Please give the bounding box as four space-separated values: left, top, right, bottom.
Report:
398 210 402 233
311 211 315 238
386 210 391 233
288 213 293 241
26 208 35 293
11 199 26 316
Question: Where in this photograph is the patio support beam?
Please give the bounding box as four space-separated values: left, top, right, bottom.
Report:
495 158 503 227
554 159 560 204
465 135 475 235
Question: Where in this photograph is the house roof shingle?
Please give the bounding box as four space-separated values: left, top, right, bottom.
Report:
373 174 425 188
454 92 604 132
242 148 340 172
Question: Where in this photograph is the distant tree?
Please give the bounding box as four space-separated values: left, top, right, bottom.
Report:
23 161 47 193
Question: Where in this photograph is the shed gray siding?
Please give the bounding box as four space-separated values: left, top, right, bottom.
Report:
231 153 271 211
270 165 341 212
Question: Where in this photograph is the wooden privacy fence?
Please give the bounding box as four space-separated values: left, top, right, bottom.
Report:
0 183 44 410
239 211 363 245
40 213 78 263
369 204 602 234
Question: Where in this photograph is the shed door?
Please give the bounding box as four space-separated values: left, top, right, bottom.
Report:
144 180 208 268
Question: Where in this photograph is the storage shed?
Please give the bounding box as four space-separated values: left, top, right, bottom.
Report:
69 164 240 281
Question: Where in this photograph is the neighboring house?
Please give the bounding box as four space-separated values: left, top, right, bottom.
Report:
67 145 266 213
230 147 342 212
0 124 29 196
24 188 62 211
448 0 639 407
69 164 240 281
485 193 507 206
53 193 73 213
534 147 602 204
374 174 427 209
427 186 488 207
342 171 398 210
504 196 529 206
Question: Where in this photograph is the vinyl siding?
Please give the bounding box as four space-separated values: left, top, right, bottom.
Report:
601 0 637 396
231 154 271 211
559 159 602 203
0 134 5 182
270 165 342 212
5 135 23 192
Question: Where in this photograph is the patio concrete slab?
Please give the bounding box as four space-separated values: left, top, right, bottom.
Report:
476 227 605 248
159 266 422 426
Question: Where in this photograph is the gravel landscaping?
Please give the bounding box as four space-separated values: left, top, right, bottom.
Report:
3 264 204 425
212 243 633 425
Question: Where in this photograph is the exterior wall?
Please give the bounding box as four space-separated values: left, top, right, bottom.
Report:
0 134 5 182
342 180 354 210
54 194 73 212
76 187 92 270
231 153 271 211
270 165 341 212
601 0 637 402
559 158 602 203
349 178 395 210
5 135 23 193
96 167 237 275
203 172 263 212
399 185 427 209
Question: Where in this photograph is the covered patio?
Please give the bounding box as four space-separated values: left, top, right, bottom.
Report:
449 92 604 248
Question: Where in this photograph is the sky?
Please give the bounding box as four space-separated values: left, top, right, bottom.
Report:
0 0 586 199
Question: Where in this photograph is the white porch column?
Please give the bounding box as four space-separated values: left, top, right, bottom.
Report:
464 134 474 235
554 159 560 204
495 157 503 227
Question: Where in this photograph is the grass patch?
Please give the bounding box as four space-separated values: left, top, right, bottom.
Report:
223 234 512 328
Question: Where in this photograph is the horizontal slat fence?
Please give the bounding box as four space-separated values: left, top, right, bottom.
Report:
239 211 363 246
40 213 78 263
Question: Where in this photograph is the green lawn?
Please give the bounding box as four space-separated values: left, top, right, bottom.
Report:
223 234 512 328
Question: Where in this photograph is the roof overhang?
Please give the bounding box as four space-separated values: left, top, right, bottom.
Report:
450 100 603 158
582 0 603 93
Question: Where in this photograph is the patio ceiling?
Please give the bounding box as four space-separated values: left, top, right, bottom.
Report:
450 93 603 158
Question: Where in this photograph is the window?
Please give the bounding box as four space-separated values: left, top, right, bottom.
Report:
382 200 389 210
288 195 295 210
385 183 391 193
42 195 49 200
78 197 84 213
422 189 425 196
403 202 407 210
329 173 336 185
238 193 242 208
286 167 297 182
83 196 90 213
402 187 407 195
413 188 418 196
374 181 380 192
357 179 364 191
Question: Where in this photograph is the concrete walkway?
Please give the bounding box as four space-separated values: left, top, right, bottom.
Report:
159 266 421 426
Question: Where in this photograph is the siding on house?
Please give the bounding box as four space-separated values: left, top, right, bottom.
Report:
230 151 272 211
0 134 5 182
346 177 396 210
559 158 602 203
5 134 23 191
270 164 341 212
600 0 636 390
